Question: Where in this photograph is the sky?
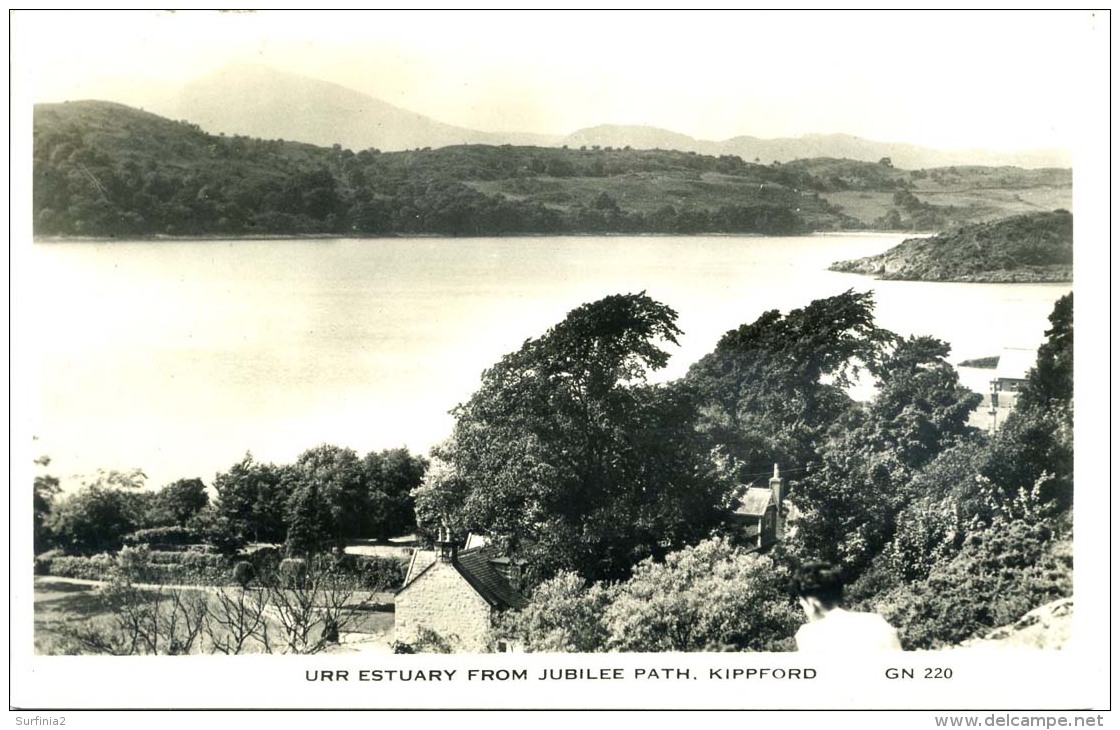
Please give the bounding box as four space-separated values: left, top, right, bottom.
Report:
11 9 1105 151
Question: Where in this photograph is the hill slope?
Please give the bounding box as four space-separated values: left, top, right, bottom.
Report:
32 101 844 237
829 210 1073 282
30 101 1073 239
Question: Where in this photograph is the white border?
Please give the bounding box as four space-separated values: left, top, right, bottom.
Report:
8 9 1112 716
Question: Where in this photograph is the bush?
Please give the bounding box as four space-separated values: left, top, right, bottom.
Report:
243 546 282 573
34 549 63 576
393 627 453 654
278 558 308 588
48 553 117 581
115 545 151 578
232 561 255 588
866 520 1073 649
353 556 407 590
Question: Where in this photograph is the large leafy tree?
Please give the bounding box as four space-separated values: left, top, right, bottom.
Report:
285 444 365 550
982 292 1074 514
439 292 734 583
361 448 427 541
213 453 290 545
150 477 210 527
46 469 149 555
792 336 980 574
684 289 897 480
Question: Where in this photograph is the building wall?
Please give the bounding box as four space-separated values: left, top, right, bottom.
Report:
395 560 495 652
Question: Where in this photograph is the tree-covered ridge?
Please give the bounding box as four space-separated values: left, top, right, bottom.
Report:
33 101 1071 238
828 210 1073 282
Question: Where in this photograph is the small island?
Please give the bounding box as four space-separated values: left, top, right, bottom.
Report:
829 210 1072 282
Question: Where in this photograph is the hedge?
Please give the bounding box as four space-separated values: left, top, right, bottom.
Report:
122 525 201 548
40 547 407 590
45 550 233 585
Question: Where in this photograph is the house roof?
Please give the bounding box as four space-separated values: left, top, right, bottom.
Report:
399 544 528 610
402 547 439 586
454 546 529 610
735 486 776 518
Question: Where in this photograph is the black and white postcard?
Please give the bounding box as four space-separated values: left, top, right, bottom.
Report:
9 9 1111 725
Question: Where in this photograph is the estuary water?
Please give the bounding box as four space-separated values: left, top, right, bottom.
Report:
22 234 1071 490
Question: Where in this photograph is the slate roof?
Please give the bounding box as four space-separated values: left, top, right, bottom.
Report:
735 486 775 518
453 546 529 610
398 545 528 610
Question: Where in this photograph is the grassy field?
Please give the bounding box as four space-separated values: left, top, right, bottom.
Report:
33 576 396 655
820 185 1072 229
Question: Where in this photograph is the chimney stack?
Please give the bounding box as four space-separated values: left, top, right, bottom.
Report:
769 464 783 512
438 525 457 562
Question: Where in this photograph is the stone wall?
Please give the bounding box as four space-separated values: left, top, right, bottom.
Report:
395 560 495 652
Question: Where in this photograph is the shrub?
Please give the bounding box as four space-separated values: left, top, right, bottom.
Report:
494 571 612 652
393 627 453 654
243 546 282 573
232 561 255 588
278 558 308 588
48 553 117 581
34 549 63 576
866 520 1073 649
115 545 152 579
353 556 407 590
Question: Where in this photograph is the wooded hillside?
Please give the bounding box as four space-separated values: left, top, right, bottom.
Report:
33 101 1071 239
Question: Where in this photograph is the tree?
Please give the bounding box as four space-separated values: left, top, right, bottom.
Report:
846 296 1075 604
213 454 290 545
284 477 332 557
867 520 1072 649
441 292 733 583
981 293 1074 515
1017 293 1072 410
46 469 148 555
411 450 472 540
34 456 61 554
288 444 366 546
792 336 980 575
493 571 613 652
685 289 897 480
151 478 210 527
495 538 802 652
361 448 426 540
603 537 801 652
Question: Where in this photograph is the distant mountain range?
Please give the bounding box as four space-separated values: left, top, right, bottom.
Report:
96 63 1068 169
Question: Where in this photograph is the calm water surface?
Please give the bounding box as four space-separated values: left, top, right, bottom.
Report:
24 235 1071 490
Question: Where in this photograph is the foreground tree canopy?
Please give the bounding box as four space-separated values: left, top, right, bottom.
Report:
416 292 737 583
684 289 898 480
36 287 1074 652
